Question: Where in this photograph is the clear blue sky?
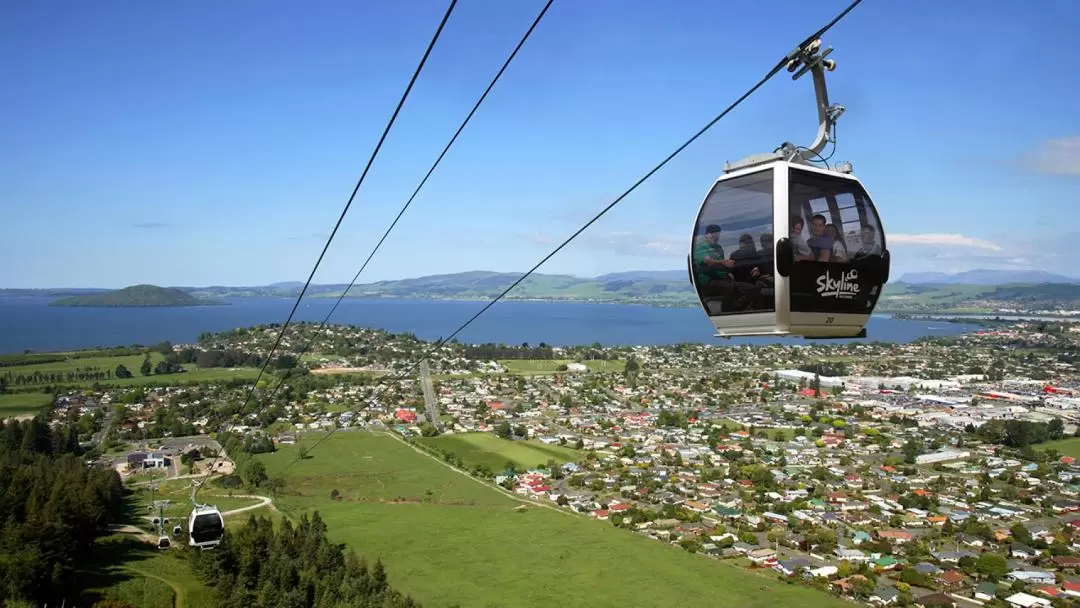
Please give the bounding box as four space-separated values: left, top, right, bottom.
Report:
2 0 1077 288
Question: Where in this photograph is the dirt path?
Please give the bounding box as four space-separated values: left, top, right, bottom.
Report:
376 431 572 517
126 565 185 608
106 523 158 544
218 494 273 517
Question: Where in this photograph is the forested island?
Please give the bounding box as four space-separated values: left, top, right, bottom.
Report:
49 285 225 308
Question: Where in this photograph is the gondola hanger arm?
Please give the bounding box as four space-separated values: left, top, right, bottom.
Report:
777 39 846 166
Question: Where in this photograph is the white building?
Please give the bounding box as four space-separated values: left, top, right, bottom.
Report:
775 370 845 388
144 452 167 468
916 449 971 465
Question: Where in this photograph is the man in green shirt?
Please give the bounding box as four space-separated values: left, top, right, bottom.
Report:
693 224 755 311
693 224 733 285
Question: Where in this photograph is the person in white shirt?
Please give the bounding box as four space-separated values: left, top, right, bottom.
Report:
852 225 882 258
827 223 848 262
790 214 814 261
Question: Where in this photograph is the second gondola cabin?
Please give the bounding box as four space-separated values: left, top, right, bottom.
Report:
688 158 889 339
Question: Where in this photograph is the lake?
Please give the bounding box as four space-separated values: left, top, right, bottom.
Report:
0 296 977 354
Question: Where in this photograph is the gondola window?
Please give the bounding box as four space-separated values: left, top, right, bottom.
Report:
691 169 775 315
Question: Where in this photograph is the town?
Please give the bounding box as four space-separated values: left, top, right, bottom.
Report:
16 319 1080 608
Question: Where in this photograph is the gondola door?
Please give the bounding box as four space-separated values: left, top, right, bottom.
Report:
782 163 889 338
689 165 782 337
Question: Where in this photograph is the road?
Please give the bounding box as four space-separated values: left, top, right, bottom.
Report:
91 406 115 446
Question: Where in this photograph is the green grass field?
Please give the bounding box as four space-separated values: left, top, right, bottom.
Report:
79 534 216 608
1038 437 1080 459
0 351 260 388
258 431 848 608
417 432 580 472
499 359 625 373
0 392 53 418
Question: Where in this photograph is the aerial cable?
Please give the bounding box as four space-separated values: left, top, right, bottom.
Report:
262 0 556 407
281 0 867 472
193 0 459 502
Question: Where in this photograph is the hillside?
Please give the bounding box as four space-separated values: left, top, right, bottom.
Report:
898 269 1080 285
335 271 695 305
186 271 699 306
49 285 224 307
20 270 1080 312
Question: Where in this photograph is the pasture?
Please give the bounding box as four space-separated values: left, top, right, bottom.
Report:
417 432 580 471
0 351 259 388
1039 437 1080 459
78 534 216 608
499 358 625 373
259 431 848 608
0 392 54 418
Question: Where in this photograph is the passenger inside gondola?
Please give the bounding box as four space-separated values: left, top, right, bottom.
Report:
790 215 814 261
753 232 775 308
852 225 881 258
729 233 760 283
807 214 833 262
826 223 848 262
692 224 755 312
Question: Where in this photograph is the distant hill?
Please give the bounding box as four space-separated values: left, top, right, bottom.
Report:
595 270 687 282
49 285 225 307
23 267 1080 312
327 270 696 305
0 288 110 298
898 269 1080 285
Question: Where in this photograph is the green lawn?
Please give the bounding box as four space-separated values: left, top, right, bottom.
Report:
499 359 626 373
0 392 53 418
1038 437 1080 459
0 351 260 388
417 432 580 472
258 431 848 608
78 534 216 608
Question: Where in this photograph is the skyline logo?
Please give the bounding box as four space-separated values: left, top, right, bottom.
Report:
816 269 860 299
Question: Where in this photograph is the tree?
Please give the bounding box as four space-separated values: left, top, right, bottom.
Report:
241 459 268 488
1048 417 1065 441
976 552 1007 581
495 421 513 440
139 355 152 376
264 476 285 497
114 364 133 379
903 439 922 465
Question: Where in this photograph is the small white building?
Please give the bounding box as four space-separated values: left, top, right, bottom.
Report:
144 452 167 469
1004 592 1051 608
916 449 971 465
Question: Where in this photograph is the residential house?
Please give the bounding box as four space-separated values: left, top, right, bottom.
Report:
775 558 812 576
914 562 943 576
937 570 965 588
914 592 955 608
1007 570 1056 585
1009 542 1038 560
1003 592 1051 608
748 547 777 565
973 581 997 602
878 529 914 545
870 587 899 605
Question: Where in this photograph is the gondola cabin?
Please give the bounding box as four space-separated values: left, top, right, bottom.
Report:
688 159 889 339
188 504 225 549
